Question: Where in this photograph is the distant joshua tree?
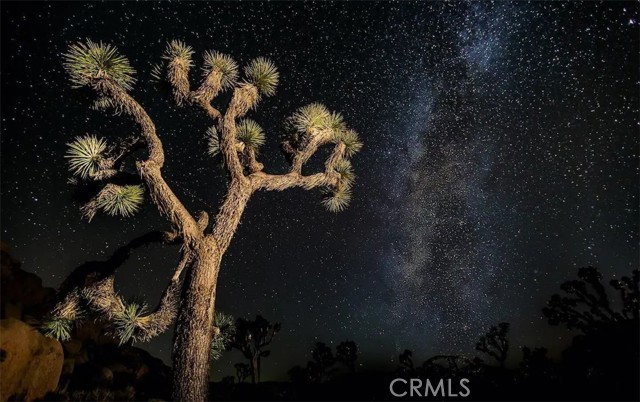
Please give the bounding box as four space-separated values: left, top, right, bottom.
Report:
234 362 252 384
336 340 358 372
308 342 337 383
475 322 510 368
397 349 415 374
231 315 281 384
543 267 639 333
46 39 362 401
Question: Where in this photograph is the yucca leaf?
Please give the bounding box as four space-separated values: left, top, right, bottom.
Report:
96 184 144 217
113 302 147 345
328 111 347 138
150 61 165 82
41 316 73 342
203 51 238 89
207 126 221 157
91 96 116 112
321 188 352 213
63 40 136 90
163 40 194 66
214 312 235 330
244 58 279 96
338 129 363 157
290 103 331 134
210 312 235 360
65 135 108 179
236 119 266 150
334 159 355 189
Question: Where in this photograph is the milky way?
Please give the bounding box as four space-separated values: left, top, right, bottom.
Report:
1 1 638 379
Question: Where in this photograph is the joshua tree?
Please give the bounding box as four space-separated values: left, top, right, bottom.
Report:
48 39 362 401
543 267 639 333
397 349 415 374
475 322 510 368
234 363 252 384
307 342 337 383
231 315 281 384
542 268 639 388
335 340 358 372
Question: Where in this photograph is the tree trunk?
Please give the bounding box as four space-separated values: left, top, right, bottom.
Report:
257 355 262 384
251 355 259 384
172 237 221 401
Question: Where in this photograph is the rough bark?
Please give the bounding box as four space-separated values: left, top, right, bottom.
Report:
172 237 221 402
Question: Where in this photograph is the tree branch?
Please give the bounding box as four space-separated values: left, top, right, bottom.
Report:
93 78 201 241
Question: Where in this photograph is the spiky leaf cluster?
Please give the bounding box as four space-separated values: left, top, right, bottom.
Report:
337 129 363 157
113 302 147 345
244 58 279 96
328 112 347 137
91 96 118 113
63 40 136 90
150 62 165 82
65 135 108 179
334 159 355 189
41 316 73 342
236 119 266 150
163 40 194 67
210 312 235 360
290 103 331 134
203 51 239 89
321 188 352 213
96 185 144 217
207 126 221 157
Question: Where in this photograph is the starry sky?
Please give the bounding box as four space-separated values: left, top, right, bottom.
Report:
1 1 638 381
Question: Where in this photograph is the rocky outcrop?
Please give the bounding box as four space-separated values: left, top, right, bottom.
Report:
60 337 173 400
0 244 173 401
1 242 56 322
0 318 64 402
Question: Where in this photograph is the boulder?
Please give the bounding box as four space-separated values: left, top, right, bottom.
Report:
0 318 64 402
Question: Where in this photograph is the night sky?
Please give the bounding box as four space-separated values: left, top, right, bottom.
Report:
1 1 638 381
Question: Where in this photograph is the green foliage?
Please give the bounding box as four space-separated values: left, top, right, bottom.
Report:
91 96 119 114
290 103 331 134
334 159 355 189
63 40 136 90
214 311 236 329
244 58 279 96
206 126 221 157
203 51 239 89
321 188 352 213
150 62 165 82
337 129 363 157
41 316 73 342
210 312 236 361
163 40 194 67
96 185 144 217
65 135 108 179
113 302 147 345
236 119 266 150
328 111 347 138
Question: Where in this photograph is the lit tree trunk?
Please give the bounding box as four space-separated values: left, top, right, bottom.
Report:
172 238 221 401
173 180 251 400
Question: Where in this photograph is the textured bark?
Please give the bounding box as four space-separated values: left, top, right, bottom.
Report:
172 238 221 402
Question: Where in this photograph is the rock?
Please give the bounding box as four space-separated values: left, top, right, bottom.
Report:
0 318 64 402
0 243 55 321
